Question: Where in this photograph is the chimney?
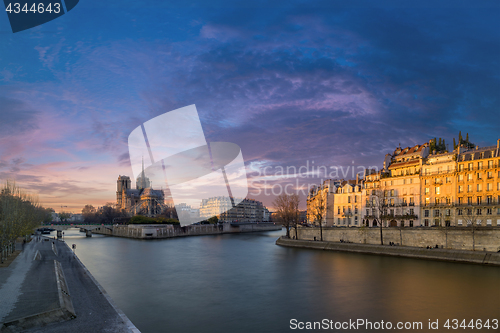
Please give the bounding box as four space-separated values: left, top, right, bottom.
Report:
356 173 359 185
497 139 500 149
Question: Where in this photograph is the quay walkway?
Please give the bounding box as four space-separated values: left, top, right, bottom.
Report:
0 237 139 332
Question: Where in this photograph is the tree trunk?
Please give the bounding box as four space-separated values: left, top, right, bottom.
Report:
472 227 475 251
379 223 383 245
320 223 323 241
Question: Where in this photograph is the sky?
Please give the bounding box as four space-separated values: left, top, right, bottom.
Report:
0 0 499 212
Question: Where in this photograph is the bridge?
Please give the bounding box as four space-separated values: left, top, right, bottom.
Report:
38 224 113 237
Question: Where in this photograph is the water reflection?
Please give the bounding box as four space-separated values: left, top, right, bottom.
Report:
63 228 499 333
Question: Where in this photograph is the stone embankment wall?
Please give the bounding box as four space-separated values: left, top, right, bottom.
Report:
92 223 282 239
276 237 500 266
289 226 500 252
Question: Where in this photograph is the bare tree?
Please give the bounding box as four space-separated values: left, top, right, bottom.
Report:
273 193 300 239
0 180 47 263
308 190 328 241
369 187 390 245
464 207 481 251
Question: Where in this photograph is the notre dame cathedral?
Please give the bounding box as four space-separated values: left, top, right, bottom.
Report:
116 163 165 217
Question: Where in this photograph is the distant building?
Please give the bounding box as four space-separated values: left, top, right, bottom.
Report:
175 203 200 223
199 197 270 223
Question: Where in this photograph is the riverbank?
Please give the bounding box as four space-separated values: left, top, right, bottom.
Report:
91 222 282 239
276 237 500 266
0 237 140 332
289 226 500 251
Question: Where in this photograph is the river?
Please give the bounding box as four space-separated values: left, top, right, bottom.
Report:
61 228 499 332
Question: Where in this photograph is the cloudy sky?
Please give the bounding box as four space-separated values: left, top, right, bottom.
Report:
0 0 499 212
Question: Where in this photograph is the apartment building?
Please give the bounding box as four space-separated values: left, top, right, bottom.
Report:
455 141 500 227
306 138 500 228
306 179 338 226
421 151 457 227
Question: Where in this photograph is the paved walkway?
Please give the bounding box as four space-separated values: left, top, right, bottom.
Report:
0 237 140 332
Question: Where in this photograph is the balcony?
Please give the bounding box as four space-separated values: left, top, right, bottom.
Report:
409 203 415 206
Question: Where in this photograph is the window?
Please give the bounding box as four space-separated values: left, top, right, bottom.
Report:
477 183 482 192
425 179 429 185
348 197 351 203
458 219 462 225
458 197 463 205
338 207 340 214
424 219 429 226
467 197 472 205
446 177 450 183
467 174 473 181
410 208 414 215
409 178 413 184
425 187 430 194
468 163 473 171
435 198 440 205
477 209 482 215
487 209 492 215
354 207 358 214
424 210 429 217
488 160 493 169
425 197 430 205
445 209 451 216
458 185 463 193
434 210 440 217
468 185 472 192
435 187 440 195
403 179 406 184
458 209 463 216
459 164 464 171
354 196 357 203
477 172 482 180
487 171 493 179
478 161 483 170
477 197 482 205
458 174 463 181
366 209 369 216
487 195 493 204
409 197 414 203
487 183 492 191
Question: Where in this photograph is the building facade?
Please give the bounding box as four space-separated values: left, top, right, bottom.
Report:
199 197 270 223
116 170 165 217
306 138 500 228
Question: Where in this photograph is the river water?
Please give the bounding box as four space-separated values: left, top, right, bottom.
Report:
61 228 499 332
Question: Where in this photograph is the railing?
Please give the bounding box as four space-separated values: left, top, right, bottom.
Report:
457 164 500 172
